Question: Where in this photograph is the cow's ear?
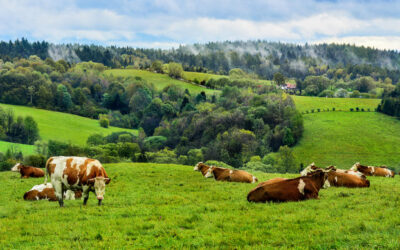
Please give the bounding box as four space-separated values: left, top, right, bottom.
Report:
105 178 111 184
87 178 96 184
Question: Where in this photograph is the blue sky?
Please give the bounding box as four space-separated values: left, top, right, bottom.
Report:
0 0 399 50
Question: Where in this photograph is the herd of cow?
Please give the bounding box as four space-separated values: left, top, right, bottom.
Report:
194 162 395 203
10 156 396 206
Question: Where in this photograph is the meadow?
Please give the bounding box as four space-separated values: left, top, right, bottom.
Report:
0 103 137 147
104 69 219 95
0 141 35 155
1 163 399 249
292 96 381 113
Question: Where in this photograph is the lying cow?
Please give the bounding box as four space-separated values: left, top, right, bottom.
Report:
351 162 395 177
194 162 212 176
247 170 329 203
11 163 45 178
324 171 370 188
44 156 111 207
205 166 258 183
301 163 364 178
256 177 287 188
24 183 82 201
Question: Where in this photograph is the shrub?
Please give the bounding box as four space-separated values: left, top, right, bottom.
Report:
0 158 16 171
332 107 336 111
87 133 104 146
356 107 360 112
144 136 167 151
311 109 314 113
361 108 365 112
117 142 140 158
317 109 320 112
146 148 178 164
350 108 354 112
99 116 109 128
24 154 47 168
244 161 275 173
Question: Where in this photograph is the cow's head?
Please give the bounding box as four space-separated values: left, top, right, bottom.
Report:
88 177 111 201
350 162 361 171
11 163 22 172
300 162 317 176
204 166 215 178
194 162 203 171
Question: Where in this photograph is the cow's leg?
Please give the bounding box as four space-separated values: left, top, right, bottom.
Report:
53 181 64 207
82 186 90 205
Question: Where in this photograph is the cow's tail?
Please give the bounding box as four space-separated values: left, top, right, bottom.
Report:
44 157 51 184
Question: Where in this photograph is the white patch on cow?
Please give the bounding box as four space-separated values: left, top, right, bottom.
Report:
229 170 233 175
336 169 346 173
252 176 257 183
298 179 305 195
194 162 202 171
323 179 331 189
335 176 338 182
30 183 53 192
35 196 39 200
384 168 392 177
300 163 315 176
370 166 375 174
204 168 213 178
350 163 359 171
11 163 21 172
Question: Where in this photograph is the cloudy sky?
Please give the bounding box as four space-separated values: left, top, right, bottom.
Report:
0 0 399 50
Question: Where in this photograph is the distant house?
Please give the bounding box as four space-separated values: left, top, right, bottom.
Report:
281 82 296 93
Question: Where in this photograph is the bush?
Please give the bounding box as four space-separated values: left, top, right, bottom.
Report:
146 148 178 164
356 107 360 112
244 161 275 173
187 149 204 165
99 117 109 128
317 109 320 112
117 142 140 158
361 108 365 112
87 133 104 146
350 108 354 112
24 154 46 168
311 109 314 113
144 136 167 151
0 158 16 171
332 107 336 111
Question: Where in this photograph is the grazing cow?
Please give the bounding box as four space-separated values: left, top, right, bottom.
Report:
194 162 212 177
11 163 45 178
351 162 395 177
44 156 111 207
247 170 328 203
23 183 82 201
205 166 258 183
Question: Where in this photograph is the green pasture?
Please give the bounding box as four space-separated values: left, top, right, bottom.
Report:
293 112 400 170
0 141 35 155
182 71 225 82
0 103 137 147
104 69 218 95
1 163 399 248
292 96 381 113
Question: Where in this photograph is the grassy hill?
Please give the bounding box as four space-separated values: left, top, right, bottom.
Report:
293 96 381 113
1 163 399 248
104 69 219 95
0 103 137 148
292 96 400 170
0 141 35 155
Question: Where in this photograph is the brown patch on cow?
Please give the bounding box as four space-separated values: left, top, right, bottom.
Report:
209 167 255 183
326 171 370 188
196 163 211 176
63 158 79 185
256 177 287 188
19 165 45 178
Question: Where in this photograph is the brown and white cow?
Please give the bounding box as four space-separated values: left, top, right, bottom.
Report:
204 166 258 183
194 162 212 177
301 163 365 179
11 163 45 178
247 170 329 203
255 177 287 188
23 183 82 201
324 171 370 188
44 156 111 207
351 162 395 177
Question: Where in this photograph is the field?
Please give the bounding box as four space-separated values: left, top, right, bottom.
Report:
0 103 137 147
1 163 399 248
292 96 381 113
0 141 35 155
182 71 225 82
292 96 400 170
104 69 219 95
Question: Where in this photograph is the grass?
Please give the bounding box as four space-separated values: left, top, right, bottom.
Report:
292 96 381 113
293 112 400 171
182 71 225 82
0 141 35 155
1 163 400 248
0 103 137 147
104 69 219 95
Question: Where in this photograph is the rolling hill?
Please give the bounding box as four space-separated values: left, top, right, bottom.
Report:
0 163 399 248
0 103 137 150
292 96 400 170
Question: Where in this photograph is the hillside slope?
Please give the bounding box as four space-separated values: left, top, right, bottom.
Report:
0 163 399 248
0 103 137 147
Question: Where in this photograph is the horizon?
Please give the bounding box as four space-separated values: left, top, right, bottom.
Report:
0 0 399 51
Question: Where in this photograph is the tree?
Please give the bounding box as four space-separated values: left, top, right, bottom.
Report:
24 116 39 144
168 62 183 79
151 60 164 73
273 72 286 86
277 145 296 173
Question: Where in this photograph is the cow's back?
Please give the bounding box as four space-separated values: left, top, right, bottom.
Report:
230 170 254 183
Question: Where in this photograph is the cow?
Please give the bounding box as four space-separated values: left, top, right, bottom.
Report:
11 163 45 178
247 170 329 203
324 171 370 188
44 156 111 207
301 163 365 179
194 162 212 177
351 162 395 177
204 166 258 183
23 183 82 201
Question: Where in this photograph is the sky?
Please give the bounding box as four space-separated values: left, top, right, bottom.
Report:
0 0 400 50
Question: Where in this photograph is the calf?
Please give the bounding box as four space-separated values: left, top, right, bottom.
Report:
11 163 45 178
205 166 258 183
23 183 82 201
44 156 111 207
194 162 212 177
247 170 328 203
351 162 395 177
